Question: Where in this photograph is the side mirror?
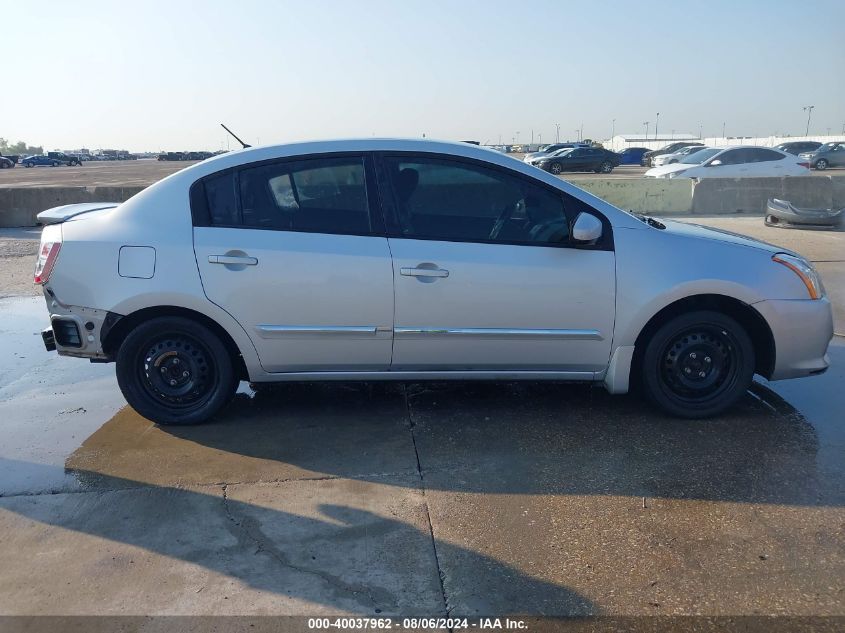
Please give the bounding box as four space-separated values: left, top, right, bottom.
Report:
571 212 603 244
708 159 723 166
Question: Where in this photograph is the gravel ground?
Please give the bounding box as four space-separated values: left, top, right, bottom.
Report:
0 230 40 299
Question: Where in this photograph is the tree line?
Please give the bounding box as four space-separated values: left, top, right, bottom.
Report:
0 138 44 155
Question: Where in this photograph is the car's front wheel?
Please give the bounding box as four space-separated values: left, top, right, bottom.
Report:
548 162 563 175
641 310 754 418
815 159 828 170
115 316 237 425
598 161 613 173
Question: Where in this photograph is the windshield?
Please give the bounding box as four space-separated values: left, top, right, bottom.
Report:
821 142 839 151
679 148 719 164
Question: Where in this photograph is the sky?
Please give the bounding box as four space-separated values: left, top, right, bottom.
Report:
2 0 844 152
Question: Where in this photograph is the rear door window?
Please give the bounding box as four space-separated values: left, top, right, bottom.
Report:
194 156 374 235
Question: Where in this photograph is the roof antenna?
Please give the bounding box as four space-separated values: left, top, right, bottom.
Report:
220 123 251 149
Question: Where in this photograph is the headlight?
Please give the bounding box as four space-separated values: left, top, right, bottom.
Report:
666 170 687 178
772 253 823 299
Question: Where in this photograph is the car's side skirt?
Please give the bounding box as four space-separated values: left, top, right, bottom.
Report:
250 369 599 382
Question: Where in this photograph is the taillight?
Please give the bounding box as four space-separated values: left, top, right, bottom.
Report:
798 162 810 169
34 242 61 285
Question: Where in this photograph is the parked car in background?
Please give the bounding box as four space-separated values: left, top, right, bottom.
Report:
1 153 20 167
47 152 82 166
616 147 650 165
34 139 832 425
775 141 822 156
0 155 15 169
799 141 845 170
642 142 704 167
158 152 186 161
652 145 709 167
646 146 809 179
22 155 65 167
523 142 589 164
536 146 621 174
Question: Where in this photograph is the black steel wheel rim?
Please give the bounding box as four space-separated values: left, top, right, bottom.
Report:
138 334 216 408
658 325 741 404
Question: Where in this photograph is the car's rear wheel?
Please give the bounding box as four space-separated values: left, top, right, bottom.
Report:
115 317 237 425
599 161 613 173
51 161 59 167
815 159 828 170
641 310 754 418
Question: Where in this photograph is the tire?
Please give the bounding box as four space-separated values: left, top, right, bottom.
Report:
51 161 59 167
25 162 32 168
599 161 613 174
640 310 754 418
815 159 828 170
548 162 563 175
115 316 238 425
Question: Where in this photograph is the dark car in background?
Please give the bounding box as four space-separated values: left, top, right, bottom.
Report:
537 146 621 174
616 147 650 165
47 152 82 166
775 141 822 156
799 141 845 170
0 154 16 168
22 155 65 167
642 142 703 167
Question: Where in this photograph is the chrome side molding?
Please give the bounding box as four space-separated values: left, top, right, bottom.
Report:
393 327 603 340
256 325 379 338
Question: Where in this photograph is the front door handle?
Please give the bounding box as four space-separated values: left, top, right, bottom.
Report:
400 266 449 278
208 255 258 265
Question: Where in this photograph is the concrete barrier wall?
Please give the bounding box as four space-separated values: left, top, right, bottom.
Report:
1 177 844 227
0 186 144 227
573 179 694 213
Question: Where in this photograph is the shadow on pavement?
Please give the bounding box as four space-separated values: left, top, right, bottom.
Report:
0 457 595 615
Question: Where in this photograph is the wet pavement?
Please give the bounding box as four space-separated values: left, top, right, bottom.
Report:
0 219 843 618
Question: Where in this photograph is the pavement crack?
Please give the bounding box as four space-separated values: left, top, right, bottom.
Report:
220 484 394 613
403 384 452 618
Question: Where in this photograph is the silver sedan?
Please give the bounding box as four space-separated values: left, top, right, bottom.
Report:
34 139 833 424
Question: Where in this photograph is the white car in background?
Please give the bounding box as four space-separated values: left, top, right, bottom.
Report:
646 146 810 179
652 145 709 167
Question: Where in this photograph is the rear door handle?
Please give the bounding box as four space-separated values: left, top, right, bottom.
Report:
400 267 449 278
208 255 258 265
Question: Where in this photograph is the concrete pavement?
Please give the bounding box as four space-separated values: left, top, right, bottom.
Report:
0 218 842 619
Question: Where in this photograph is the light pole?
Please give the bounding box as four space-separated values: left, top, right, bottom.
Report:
654 112 660 140
722 122 726 138
803 105 814 136
643 121 649 140
575 129 580 142
555 123 560 143
611 118 616 141
699 124 703 139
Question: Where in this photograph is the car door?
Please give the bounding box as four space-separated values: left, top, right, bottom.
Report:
830 144 845 167
564 148 590 170
192 154 394 373
377 153 615 374
703 148 749 177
